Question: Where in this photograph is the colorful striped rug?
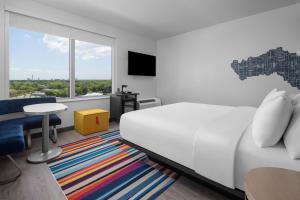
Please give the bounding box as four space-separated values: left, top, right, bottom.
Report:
47 131 179 200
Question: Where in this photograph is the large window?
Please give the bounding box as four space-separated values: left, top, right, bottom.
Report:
75 40 112 97
6 12 114 99
9 27 70 98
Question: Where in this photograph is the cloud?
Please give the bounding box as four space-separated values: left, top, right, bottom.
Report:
42 34 111 60
75 40 111 60
43 34 69 54
24 34 31 39
11 67 21 71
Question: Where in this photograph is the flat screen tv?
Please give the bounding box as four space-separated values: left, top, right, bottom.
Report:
128 51 156 76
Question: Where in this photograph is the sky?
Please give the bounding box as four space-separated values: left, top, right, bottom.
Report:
9 27 112 80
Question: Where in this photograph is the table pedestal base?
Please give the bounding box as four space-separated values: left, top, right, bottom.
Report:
27 147 62 163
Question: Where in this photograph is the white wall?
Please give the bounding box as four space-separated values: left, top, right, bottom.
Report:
58 98 110 128
0 0 157 128
157 4 300 107
0 0 5 98
0 97 110 130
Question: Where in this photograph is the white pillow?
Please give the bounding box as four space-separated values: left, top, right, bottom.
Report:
252 92 293 147
284 103 300 159
262 88 288 105
261 88 278 104
291 93 300 106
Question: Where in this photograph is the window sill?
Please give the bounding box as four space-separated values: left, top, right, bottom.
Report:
57 95 110 103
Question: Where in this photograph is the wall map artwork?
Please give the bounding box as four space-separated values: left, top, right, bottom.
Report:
231 47 300 89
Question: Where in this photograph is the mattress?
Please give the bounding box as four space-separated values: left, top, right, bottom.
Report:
235 125 300 190
120 102 234 169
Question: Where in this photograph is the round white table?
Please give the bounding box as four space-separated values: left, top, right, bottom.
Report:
23 103 68 163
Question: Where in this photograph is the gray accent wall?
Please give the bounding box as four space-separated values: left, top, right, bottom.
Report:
157 3 300 107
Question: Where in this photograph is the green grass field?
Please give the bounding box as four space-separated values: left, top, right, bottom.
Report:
10 80 112 98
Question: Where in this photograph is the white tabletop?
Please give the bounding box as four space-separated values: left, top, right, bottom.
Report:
23 103 68 115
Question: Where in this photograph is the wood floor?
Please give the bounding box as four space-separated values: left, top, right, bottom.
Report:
0 122 231 200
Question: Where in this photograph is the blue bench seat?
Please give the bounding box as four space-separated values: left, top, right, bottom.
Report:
0 125 25 155
0 114 61 130
0 125 25 184
0 97 62 148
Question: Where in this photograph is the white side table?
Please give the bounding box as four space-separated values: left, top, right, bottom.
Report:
23 103 68 163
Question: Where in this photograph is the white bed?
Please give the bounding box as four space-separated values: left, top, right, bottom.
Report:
120 102 234 169
235 124 300 190
120 102 300 191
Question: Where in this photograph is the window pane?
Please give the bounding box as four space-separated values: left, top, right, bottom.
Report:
75 40 112 97
9 27 69 98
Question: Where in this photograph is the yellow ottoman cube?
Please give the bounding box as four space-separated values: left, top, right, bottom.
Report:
74 109 109 135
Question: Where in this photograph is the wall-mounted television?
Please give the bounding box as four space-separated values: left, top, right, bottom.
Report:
128 51 156 76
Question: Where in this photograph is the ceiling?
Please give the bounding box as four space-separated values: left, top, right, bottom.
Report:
33 0 300 40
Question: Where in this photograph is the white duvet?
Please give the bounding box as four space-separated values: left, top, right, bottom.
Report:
193 107 255 188
120 102 256 189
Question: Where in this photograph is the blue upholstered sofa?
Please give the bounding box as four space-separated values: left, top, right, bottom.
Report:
0 97 62 147
0 125 25 155
0 125 25 184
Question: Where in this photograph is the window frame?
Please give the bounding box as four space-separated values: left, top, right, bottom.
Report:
3 12 115 100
